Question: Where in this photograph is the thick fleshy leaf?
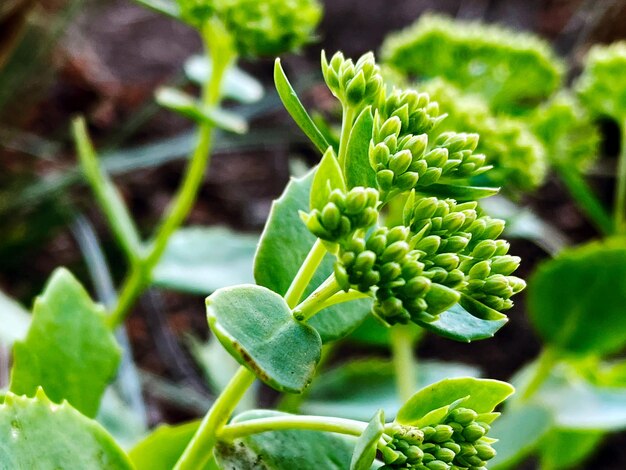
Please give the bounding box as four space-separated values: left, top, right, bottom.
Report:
301 359 479 421
416 183 500 201
156 87 248 134
515 361 626 430
417 296 508 343
152 226 257 294
185 55 264 104
254 170 372 342
274 59 331 154
350 410 385 470
489 404 553 470
310 147 345 211
206 285 322 393
538 429 603 470
0 389 132 469
215 410 361 470
528 240 626 356
344 107 376 188
396 377 514 425
0 289 30 346
348 315 422 346
129 421 218 470
10 268 121 418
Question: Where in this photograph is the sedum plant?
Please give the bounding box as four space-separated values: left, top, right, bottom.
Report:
380 13 564 113
0 31 525 466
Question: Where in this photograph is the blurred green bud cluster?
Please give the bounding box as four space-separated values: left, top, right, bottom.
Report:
420 78 547 191
334 226 460 325
177 0 322 57
576 42 626 122
322 51 384 109
381 13 563 111
301 187 379 242
381 407 497 470
529 92 600 172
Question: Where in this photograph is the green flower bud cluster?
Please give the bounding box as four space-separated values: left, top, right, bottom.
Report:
177 0 322 57
177 0 215 27
381 13 563 112
576 41 626 122
369 113 490 199
529 92 600 172
301 187 379 242
378 88 445 137
219 0 322 57
322 51 384 109
419 78 547 191
407 197 523 311
334 226 459 325
381 408 496 470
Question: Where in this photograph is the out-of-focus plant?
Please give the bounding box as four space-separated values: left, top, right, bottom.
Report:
381 13 564 113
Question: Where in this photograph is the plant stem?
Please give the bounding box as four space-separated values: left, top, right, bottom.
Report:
519 348 559 402
315 289 371 312
174 366 256 470
284 239 328 308
72 118 142 263
390 326 418 403
106 22 235 330
219 415 368 441
292 275 343 321
556 163 613 236
337 105 356 170
615 120 626 234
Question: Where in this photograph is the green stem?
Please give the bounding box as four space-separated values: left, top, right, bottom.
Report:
284 239 328 308
390 326 418 403
106 22 235 330
174 366 256 470
315 289 371 312
72 118 142 263
615 120 626 234
519 348 559 402
337 105 356 170
556 163 613 236
219 415 368 441
292 275 343 321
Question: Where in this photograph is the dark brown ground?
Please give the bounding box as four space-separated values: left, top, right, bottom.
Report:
2 0 626 468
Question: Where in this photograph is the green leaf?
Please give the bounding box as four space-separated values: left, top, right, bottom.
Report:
302 359 479 421
528 240 626 356
254 170 372 342
310 147 346 211
0 289 30 346
152 226 257 294
0 389 132 469
10 268 121 418
415 183 500 201
185 55 264 104
215 410 358 470
131 0 180 20
156 87 248 134
417 296 508 343
350 410 385 470
538 429 603 470
515 361 626 430
489 404 553 470
396 377 514 425
274 59 331 154
206 285 322 393
129 421 218 470
344 106 376 188
348 314 422 346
